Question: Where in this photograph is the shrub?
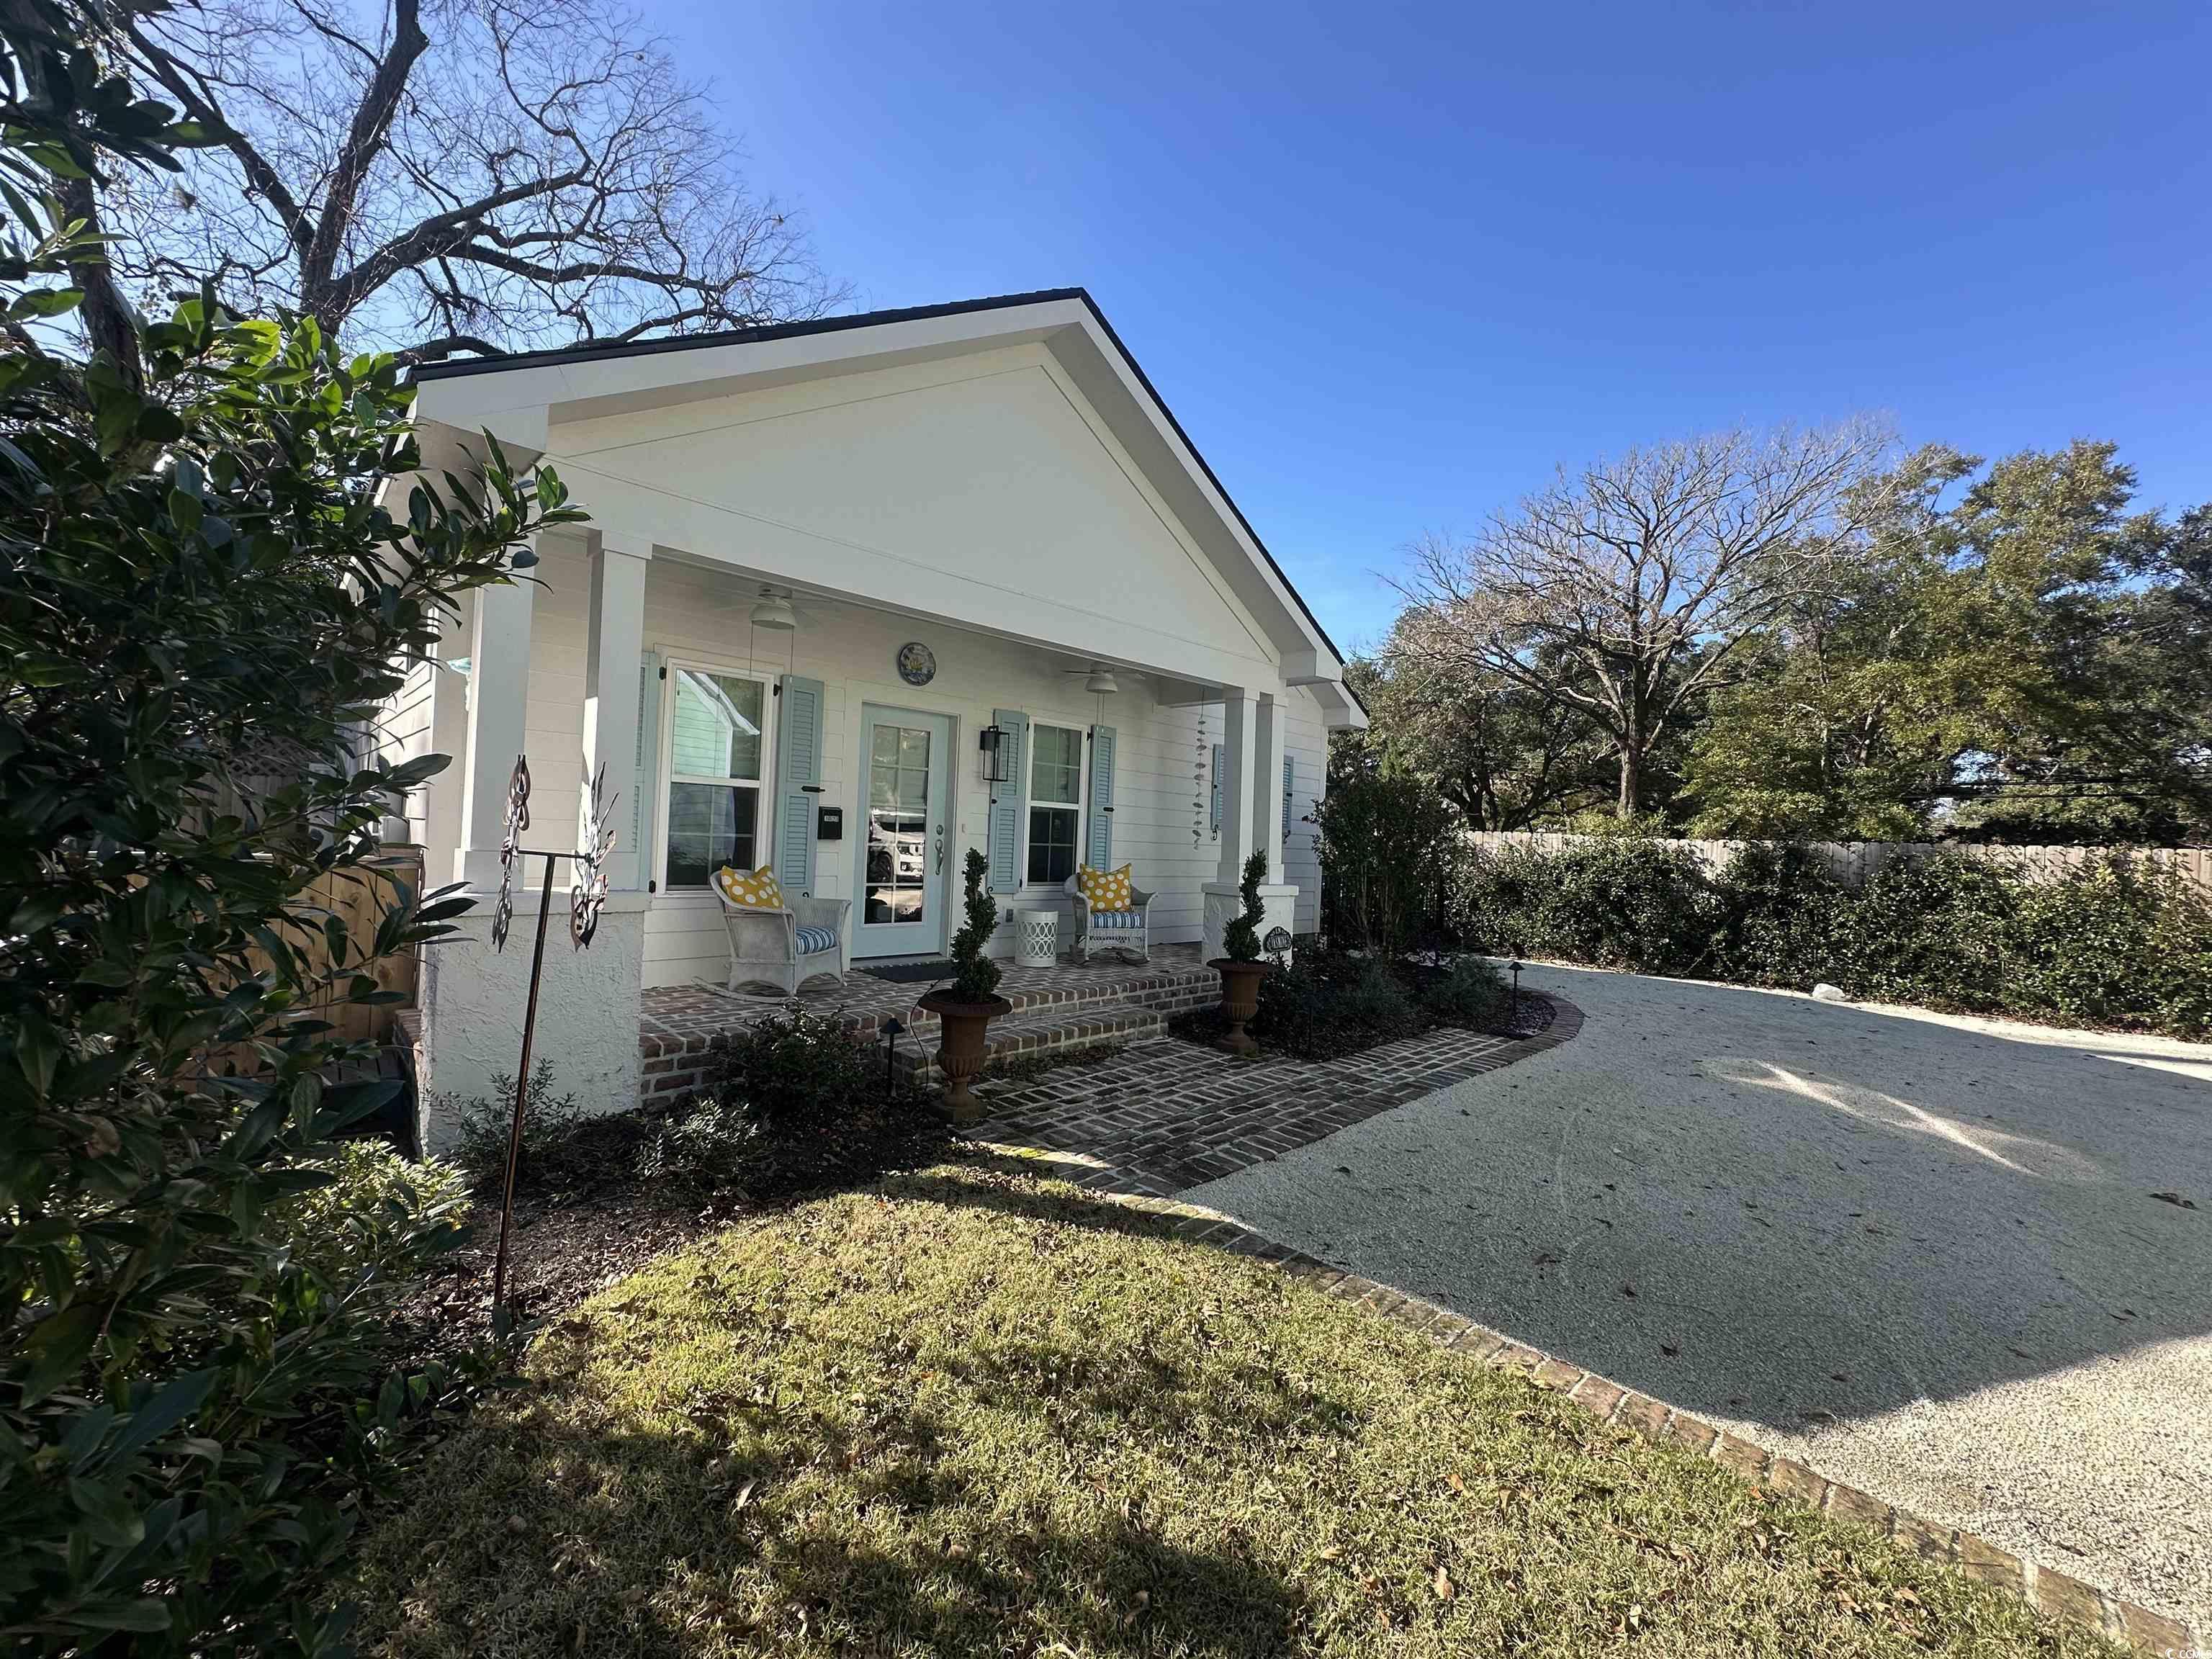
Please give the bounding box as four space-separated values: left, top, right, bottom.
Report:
1456 833 2212 1038
0 12 582 1645
1711 842 1847 990
1251 952 1425 1060
1421 956 1511 1028
1460 837 1719 976
1222 848 1268 961
1314 773 1461 953
947 846 1002 1003
2007 858 2212 1037
266 1141 472 1292
437 1061 588 1194
649 1010 946 1196
1825 855 2018 1012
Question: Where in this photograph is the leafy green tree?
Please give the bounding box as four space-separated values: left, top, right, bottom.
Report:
1686 441 2212 843
1349 619 1612 831
1 4 583 1646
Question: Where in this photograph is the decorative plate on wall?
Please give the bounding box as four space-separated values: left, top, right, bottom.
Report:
896 641 937 686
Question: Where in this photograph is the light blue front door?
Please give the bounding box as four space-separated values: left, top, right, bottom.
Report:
853 706 953 958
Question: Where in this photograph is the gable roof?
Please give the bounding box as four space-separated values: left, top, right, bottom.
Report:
410 288 1352 690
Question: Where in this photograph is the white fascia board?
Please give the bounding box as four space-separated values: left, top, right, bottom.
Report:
1308 678 1368 731
412 299 1087 437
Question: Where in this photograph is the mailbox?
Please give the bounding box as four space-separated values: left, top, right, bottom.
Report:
817 805 844 841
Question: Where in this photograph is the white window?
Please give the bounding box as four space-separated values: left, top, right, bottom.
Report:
1026 723 1083 885
662 664 771 889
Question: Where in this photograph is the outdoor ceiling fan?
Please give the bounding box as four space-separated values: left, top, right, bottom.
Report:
1061 661 1130 695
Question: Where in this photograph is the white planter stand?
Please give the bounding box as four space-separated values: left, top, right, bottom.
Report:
1016 907 1059 968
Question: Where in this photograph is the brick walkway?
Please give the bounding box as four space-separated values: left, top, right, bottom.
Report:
970 996 1581 1197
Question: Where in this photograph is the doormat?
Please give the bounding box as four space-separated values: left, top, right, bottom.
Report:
860 958 958 985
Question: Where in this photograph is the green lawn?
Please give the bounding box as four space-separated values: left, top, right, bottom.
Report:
352 1158 2119 1658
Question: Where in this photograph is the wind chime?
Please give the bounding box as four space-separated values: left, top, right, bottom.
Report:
1192 708 1209 848
486 752 618 1328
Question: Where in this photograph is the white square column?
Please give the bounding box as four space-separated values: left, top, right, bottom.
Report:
1202 686 1299 961
454 559 538 891
1251 693 1287 884
1215 689 1257 883
581 537 651 891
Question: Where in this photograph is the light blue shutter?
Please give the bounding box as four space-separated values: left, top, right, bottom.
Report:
1210 742 1223 835
1282 755 1295 839
987 709 1028 892
774 674 824 896
631 652 662 890
1087 724 1117 869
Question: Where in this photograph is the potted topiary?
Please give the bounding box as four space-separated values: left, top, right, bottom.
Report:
1209 849 1274 1054
917 848 1013 1123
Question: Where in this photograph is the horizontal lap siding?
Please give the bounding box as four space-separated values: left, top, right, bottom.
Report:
1283 688 1328 934
374 654 437 847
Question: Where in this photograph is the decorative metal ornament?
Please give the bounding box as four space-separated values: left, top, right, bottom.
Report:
483 749 616 1330
896 640 937 686
490 753 531 952
570 762 620 949
1264 926 1292 956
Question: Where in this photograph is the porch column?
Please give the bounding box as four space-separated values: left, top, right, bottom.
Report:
1215 689 1258 882
1251 693 1287 884
454 549 538 889
582 536 651 891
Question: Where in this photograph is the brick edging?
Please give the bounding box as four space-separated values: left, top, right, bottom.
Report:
976 1148 2198 1657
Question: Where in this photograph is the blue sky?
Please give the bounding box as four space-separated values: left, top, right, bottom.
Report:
662 1 2211 652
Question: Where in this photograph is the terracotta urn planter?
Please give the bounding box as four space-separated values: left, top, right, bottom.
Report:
1208 958 1272 1056
916 991 1012 1123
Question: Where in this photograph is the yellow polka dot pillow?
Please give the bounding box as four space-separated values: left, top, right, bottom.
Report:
1076 863 1134 912
714 864 784 909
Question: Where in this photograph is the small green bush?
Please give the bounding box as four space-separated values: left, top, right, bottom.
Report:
1422 956 1511 1028
650 1009 946 1196
266 1141 472 1292
436 1061 588 1194
1251 952 1426 1060
1825 855 2018 1012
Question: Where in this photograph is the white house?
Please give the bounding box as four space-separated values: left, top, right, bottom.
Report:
385 289 1364 1139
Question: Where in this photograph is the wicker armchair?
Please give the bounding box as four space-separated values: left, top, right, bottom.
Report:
1062 873 1153 963
716 891 851 995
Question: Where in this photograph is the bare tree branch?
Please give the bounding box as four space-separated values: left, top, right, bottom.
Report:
1394 421 1902 817
96 0 844 356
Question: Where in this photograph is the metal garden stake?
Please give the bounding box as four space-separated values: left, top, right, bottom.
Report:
487 754 617 1328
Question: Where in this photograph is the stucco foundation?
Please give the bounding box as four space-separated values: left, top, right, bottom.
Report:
415 889 647 1152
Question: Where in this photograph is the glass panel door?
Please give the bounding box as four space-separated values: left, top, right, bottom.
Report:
853 706 953 958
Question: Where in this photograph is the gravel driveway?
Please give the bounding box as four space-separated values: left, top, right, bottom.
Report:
1183 964 2212 1632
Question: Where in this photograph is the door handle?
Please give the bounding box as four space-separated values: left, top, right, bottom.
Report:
935 824 945 873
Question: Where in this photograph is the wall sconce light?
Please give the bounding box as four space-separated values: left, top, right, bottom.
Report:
978 724 1009 785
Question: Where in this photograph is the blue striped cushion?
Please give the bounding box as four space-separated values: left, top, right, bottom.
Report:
794 924 840 956
1089 907 1145 930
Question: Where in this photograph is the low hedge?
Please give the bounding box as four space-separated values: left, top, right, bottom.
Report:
1456 840 2212 1038
1173 951 1513 1062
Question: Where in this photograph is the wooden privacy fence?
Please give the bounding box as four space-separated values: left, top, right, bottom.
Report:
1462 830 2212 890
260 846 424 1045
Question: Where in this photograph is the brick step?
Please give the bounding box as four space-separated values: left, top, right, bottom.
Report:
894 958 1221 1032
893 998 1170 1083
